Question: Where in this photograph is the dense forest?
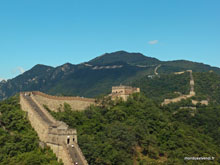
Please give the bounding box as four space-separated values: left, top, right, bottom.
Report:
0 96 62 165
1 71 220 164
193 72 220 104
48 93 220 165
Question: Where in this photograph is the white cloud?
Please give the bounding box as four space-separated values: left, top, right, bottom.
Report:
148 40 159 45
12 66 25 75
17 67 25 74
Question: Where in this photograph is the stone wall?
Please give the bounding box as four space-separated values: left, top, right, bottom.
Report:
31 91 95 112
20 94 50 141
162 93 195 105
162 70 197 106
46 143 72 165
192 100 209 105
20 93 88 165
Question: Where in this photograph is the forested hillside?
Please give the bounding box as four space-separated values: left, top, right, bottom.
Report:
49 94 220 165
88 51 161 65
0 96 62 165
160 60 220 74
1 69 220 164
193 72 220 104
131 72 190 102
1 51 220 100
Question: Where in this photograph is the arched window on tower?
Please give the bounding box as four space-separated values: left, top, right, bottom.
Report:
67 136 70 144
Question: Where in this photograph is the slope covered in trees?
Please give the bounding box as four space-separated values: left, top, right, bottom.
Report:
88 51 161 66
1 51 220 100
193 72 220 104
131 72 190 102
1 70 220 164
49 94 220 165
0 96 62 165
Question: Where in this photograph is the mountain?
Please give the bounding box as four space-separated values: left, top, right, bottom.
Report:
0 51 220 100
1 51 220 164
88 50 161 65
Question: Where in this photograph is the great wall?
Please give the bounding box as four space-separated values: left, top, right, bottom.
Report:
20 92 91 165
18 70 210 164
19 87 141 164
162 70 208 106
154 64 161 76
31 91 95 112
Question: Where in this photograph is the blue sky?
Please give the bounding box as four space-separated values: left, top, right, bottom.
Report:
0 0 219 80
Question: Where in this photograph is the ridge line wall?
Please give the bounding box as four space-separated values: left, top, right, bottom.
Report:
20 94 50 141
32 91 95 112
162 70 195 105
32 91 95 102
30 94 58 124
20 93 88 165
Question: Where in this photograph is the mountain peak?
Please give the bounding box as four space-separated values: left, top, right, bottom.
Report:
32 64 54 70
88 51 161 66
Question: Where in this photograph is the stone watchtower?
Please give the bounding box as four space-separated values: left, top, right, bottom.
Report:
110 85 140 101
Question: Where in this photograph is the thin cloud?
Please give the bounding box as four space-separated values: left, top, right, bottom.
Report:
17 67 25 74
148 40 159 45
0 78 7 82
12 67 25 75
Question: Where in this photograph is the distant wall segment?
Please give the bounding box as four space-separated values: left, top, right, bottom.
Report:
31 91 95 112
32 91 95 102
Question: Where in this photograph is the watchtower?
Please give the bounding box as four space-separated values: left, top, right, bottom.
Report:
110 85 140 100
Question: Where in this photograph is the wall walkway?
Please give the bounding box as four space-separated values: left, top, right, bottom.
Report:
20 92 88 165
